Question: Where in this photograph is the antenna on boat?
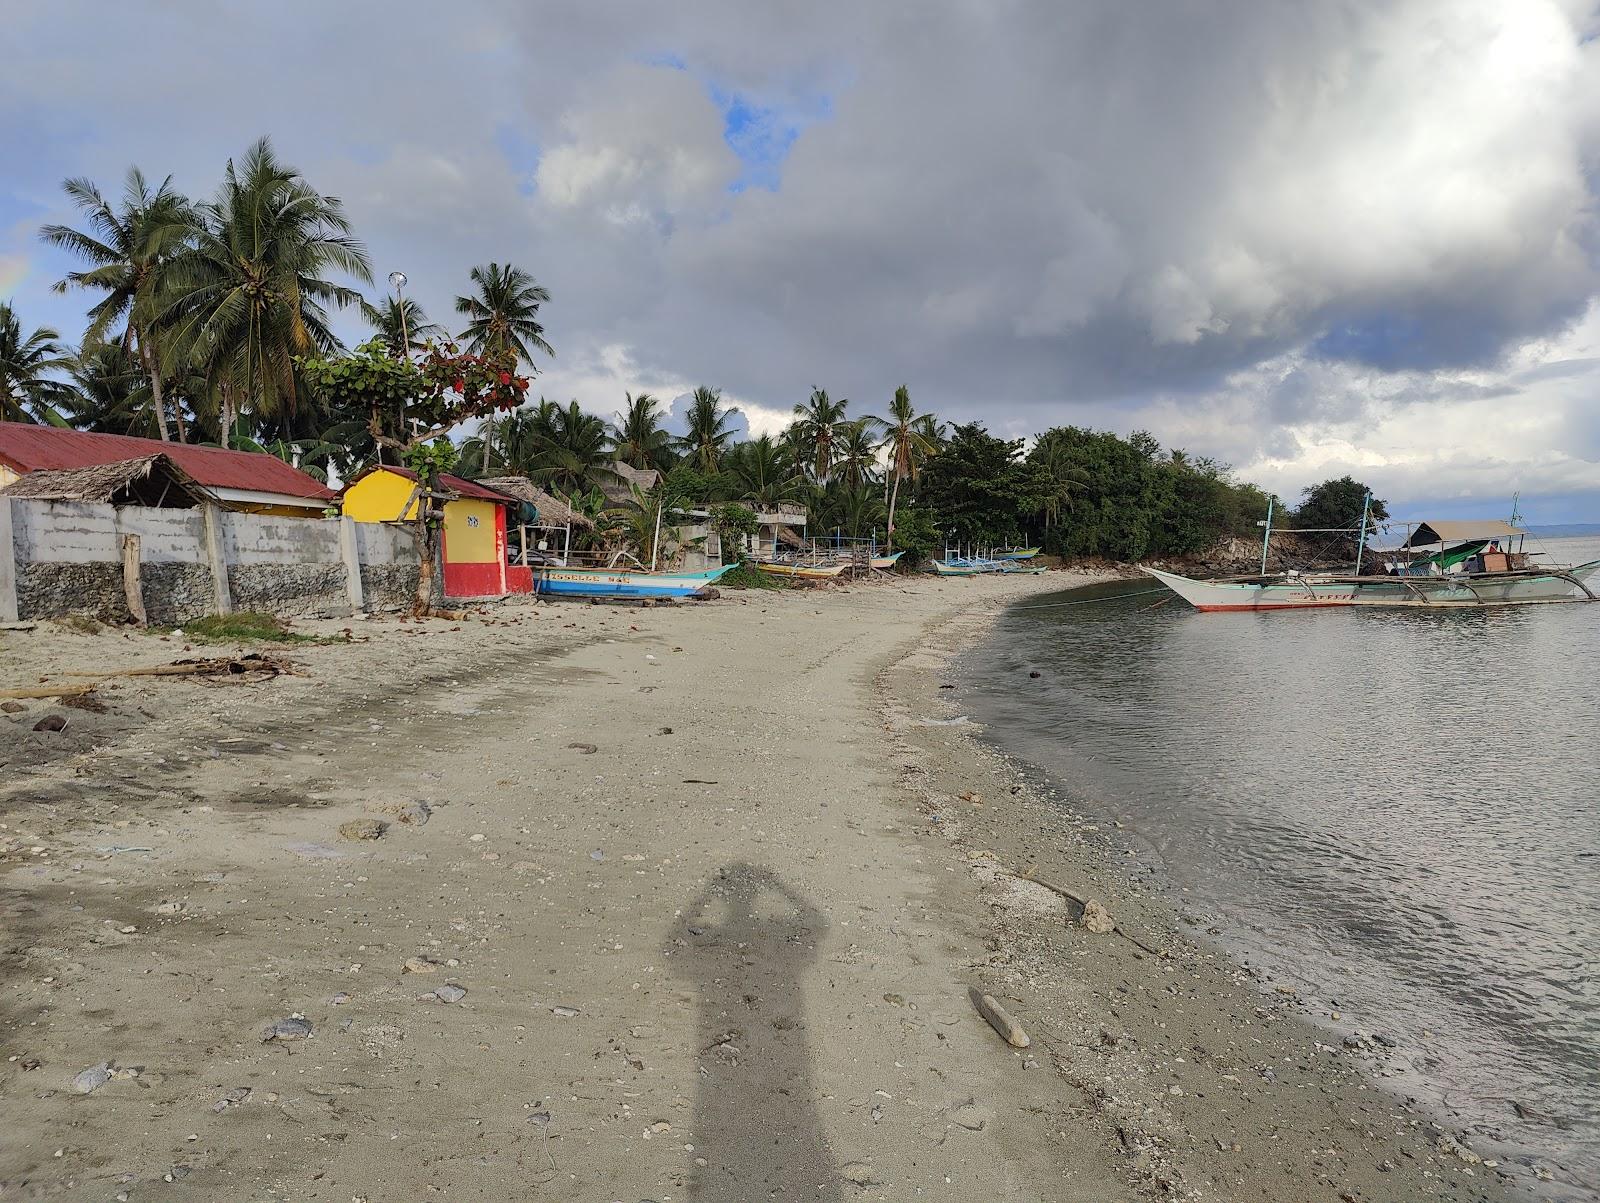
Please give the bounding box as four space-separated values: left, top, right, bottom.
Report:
1508 491 1523 528
1258 496 1275 575
1354 491 1373 575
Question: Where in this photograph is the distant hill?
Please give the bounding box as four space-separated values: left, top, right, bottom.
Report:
1525 524 1600 537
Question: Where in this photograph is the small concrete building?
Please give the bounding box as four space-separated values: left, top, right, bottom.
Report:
340 465 532 598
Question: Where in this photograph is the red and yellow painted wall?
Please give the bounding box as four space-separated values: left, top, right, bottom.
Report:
341 467 533 598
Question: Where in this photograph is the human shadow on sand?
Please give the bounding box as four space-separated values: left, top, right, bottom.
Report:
669 863 842 1202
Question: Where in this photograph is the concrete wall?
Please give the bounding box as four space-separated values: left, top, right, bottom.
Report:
0 497 421 624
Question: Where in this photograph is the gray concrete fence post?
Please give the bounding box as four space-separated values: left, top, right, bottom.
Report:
339 517 365 612
201 503 233 615
0 498 17 623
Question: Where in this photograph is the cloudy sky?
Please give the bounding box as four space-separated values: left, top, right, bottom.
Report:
4 1 1600 519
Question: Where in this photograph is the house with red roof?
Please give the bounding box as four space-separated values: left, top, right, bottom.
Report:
0 425 335 516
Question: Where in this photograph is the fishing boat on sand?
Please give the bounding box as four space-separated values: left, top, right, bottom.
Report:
871 550 905 570
754 559 851 580
993 547 1041 561
1147 505 1600 612
927 559 983 576
536 563 735 599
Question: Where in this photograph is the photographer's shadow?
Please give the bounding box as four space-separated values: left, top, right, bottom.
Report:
668 863 842 1201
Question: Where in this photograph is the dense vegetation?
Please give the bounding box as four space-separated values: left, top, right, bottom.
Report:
1 142 1385 567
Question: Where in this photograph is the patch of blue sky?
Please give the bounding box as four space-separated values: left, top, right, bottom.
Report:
493 123 541 196
638 50 832 193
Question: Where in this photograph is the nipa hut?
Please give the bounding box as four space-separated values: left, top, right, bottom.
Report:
476 475 594 567
0 453 215 508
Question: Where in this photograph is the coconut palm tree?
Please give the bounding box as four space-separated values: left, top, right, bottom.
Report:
57 342 154 436
832 418 880 489
454 261 553 469
360 295 442 358
158 137 371 447
41 168 193 440
0 303 74 424
1031 429 1090 531
527 400 614 495
676 385 736 473
454 262 553 362
611 391 674 472
790 387 849 482
726 434 804 511
868 385 941 550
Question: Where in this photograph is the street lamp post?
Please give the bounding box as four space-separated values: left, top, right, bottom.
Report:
387 272 409 459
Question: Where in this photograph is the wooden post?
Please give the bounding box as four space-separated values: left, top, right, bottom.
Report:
120 533 148 626
201 503 232 615
339 517 365 612
0 498 17 623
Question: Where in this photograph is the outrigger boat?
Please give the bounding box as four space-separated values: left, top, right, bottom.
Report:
1146 502 1600 612
754 559 850 580
993 546 1041 561
536 563 735 599
871 550 905 570
927 559 983 576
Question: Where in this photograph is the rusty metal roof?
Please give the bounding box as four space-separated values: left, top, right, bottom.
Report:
0 424 334 501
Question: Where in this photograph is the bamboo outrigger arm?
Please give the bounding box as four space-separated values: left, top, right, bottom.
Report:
1551 570 1599 601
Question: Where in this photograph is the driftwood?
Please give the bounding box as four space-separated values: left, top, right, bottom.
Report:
1010 867 1166 958
970 987 1030 1048
61 654 304 681
0 683 100 700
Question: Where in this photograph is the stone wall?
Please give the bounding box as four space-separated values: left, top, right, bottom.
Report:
0 497 423 624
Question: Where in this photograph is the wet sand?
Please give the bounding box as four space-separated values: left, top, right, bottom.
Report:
0 575 1518 1201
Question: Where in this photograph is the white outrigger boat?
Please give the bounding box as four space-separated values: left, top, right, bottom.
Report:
1146 502 1600 612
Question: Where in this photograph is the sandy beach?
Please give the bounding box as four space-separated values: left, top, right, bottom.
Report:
1 575 1519 1201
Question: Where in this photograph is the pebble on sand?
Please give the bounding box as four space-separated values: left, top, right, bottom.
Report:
72 1062 112 1094
338 818 387 841
1080 899 1116 934
261 1016 313 1042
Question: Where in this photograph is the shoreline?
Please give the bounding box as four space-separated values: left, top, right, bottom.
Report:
877 582 1530 1203
0 574 1522 1200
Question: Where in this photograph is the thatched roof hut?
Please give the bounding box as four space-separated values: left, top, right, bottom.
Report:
0 453 216 508
476 475 594 530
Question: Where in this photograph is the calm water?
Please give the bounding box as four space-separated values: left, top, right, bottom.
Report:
959 537 1600 1198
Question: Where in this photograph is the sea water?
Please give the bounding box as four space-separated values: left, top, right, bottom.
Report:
959 536 1600 1199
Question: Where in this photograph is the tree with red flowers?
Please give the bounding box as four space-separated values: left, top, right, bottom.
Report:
300 337 531 614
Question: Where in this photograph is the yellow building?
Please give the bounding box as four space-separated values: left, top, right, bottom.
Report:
341 466 530 597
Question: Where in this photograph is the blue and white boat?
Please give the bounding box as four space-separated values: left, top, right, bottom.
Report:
535 563 736 599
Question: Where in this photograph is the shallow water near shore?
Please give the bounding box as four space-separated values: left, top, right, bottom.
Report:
959 537 1600 1199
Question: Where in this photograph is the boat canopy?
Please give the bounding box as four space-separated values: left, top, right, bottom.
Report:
1401 520 1526 548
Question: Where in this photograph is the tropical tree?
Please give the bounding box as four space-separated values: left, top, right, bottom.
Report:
790 387 849 482
611 391 674 472
677 385 737 472
40 168 193 441
0 304 73 424
725 434 804 511
361 295 442 358
869 385 941 550
59 342 155 436
158 137 372 445
529 400 614 495
1030 427 1091 531
832 418 880 489
454 261 553 469
1295 476 1388 531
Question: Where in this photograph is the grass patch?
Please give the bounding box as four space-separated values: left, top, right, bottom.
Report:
54 615 104 635
176 612 318 644
720 561 788 590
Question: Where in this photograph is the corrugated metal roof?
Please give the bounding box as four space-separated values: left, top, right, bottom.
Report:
1403 520 1528 547
0 425 334 501
345 464 512 503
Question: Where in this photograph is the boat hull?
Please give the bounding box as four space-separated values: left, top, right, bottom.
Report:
754 560 850 579
537 564 734 599
928 560 981 576
1144 567 1357 610
1145 561 1600 612
870 551 905 570
994 547 1040 561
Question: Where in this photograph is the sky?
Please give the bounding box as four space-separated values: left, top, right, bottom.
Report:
3 1 1600 520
